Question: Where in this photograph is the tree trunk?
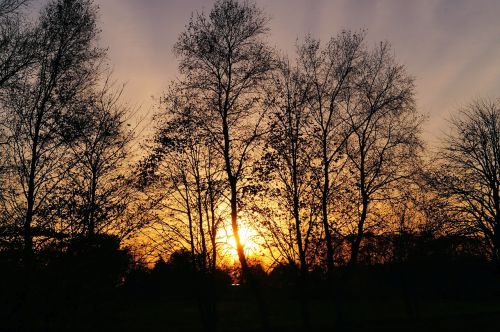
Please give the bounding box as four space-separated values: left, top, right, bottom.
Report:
87 169 98 238
292 155 310 328
321 145 334 273
195 175 207 269
229 177 269 330
205 176 218 332
24 124 40 267
493 186 500 267
350 196 368 267
229 181 248 274
295 220 310 329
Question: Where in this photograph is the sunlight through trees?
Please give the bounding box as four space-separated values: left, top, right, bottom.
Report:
1 1 499 331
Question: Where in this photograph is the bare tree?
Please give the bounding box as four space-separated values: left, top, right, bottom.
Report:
298 31 365 273
138 83 228 332
344 41 422 266
0 0 35 223
46 76 140 242
142 84 227 270
174 0 273 327
0 0 28 17
439 98 500 265
0 0 34 92
2 0 104 263
256 55 320 327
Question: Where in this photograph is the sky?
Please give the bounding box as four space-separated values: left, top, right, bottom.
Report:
91 0 500 145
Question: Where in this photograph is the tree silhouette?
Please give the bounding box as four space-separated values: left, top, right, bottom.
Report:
1 0 104 265
173 0 273 328
344 41 422 266
257 55 318 327
0 0 29 17
140 83 228 332
0 0 35 237
0 0 34 90
439 98 500 265
0 1 497 331
297 31 365 273
47 76 140 241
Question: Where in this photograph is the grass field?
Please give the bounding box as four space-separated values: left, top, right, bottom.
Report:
3 260 500 331
31 292 498 332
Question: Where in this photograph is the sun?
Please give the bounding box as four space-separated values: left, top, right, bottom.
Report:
220 220 261 262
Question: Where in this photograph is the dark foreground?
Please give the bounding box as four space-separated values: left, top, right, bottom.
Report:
3 291 500 331
2 261 500 331
1 240 500 332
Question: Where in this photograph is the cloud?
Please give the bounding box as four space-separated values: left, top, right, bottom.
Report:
93 0 500 144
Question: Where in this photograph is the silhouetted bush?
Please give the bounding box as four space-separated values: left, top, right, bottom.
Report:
127 249 233 300
212 267 232 289
268 263 298 288
59 234 132 292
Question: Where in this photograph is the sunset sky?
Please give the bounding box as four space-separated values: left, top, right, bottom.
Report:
92 0 500 145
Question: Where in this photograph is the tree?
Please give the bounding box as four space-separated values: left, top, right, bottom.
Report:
48 77 140 241
344 41 422 266
256 55 319 327
142 84 227 268
0 0 34 90
0 0 35 236
139 84 228 332
298 31 365 273
173 0 273 328
439 98 500 265
1 0 104 263
0 0 28 17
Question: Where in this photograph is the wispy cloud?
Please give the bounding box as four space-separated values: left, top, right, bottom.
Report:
94 0 500 144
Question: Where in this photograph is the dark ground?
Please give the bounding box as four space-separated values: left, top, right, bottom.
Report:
1 241 499 331
2 263 500 332
63 295 500 332
5 291 500 331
